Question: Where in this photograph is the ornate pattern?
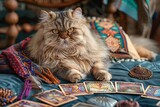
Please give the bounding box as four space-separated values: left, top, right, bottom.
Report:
1 38 32 78
0 37 58 80
89 18 130 58
102 29 117 36
99 21 113 29
129 66 152 80
0 37 60 99
105 36 120 52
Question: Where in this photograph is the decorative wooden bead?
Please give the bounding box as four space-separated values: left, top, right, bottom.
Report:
125 59 130 62
92 17 96 21
137 59 142 62
6 25 18 38
5 12 19 24
16 25 22 32
22 23 33 33
141 59 145 61
131 59 135 62
121 59 124 62
4 0 18 11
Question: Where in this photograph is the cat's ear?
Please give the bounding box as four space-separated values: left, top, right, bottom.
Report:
73 7 83 19
40 10 56 22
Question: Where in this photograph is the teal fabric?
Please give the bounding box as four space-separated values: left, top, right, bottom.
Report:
117 0 138 20
90 21 129 54
0 48 160 107
104 0 150 21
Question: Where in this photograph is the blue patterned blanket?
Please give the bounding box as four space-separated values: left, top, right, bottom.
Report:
1 48 160 106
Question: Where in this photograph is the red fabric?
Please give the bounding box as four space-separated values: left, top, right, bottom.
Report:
1 38 31 78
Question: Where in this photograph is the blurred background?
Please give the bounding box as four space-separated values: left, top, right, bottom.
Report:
0 0 160 49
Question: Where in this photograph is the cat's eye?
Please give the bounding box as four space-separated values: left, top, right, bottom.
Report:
52 29 59 34
67 27 74 33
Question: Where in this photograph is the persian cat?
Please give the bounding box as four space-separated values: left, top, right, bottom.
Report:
27 7 112 82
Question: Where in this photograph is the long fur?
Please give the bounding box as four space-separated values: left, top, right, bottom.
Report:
27 8 111 82
28 8 158 82
130 35 159 59
130 36 159 53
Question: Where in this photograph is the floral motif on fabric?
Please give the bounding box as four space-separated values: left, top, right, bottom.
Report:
99 21 113 29
102 29 117 36
105 36 120 52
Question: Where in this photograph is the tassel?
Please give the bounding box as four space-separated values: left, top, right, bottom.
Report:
35 70 52 84
25 81 32 97
18 79 32 100
42 68 60 84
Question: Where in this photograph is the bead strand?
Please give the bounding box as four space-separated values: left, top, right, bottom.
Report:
111 58 149 63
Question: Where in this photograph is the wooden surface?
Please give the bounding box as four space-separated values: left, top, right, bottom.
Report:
0 0 87 49
18 0 85 8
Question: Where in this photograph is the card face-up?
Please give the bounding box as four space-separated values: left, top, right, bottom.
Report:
142 85 160 100
59 83 90 96
72 102 98 107
115 81 144 95
35 89 77 106
8 100 51 107
84 81 115 93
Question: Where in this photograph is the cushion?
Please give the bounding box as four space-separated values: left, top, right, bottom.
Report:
88 17 140 59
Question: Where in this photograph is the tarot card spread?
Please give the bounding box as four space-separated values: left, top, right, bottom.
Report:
115 81 144 95
8 100 51 107
84 81 115 93
59 83 90 96
142 85 160 100
35 89 77 106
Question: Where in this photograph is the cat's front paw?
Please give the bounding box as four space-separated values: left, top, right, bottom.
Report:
69 73 82 83
94 70 112 81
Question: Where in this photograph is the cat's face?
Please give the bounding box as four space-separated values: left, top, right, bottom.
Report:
40 8 86 49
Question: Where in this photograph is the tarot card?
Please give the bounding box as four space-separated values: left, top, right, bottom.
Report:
59 83 90 96
84 81 115 93
8 100 51 107
142 85 160 100
115 81 144 95
35 89 77 106
72 102 98 107
35 89 64 97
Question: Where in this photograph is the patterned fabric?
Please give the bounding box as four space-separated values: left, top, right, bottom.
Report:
0 37 61 99
1 38 36 78
89 18 131 58
0 37 60 83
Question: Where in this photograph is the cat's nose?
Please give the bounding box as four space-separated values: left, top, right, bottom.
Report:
59 32 68 39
